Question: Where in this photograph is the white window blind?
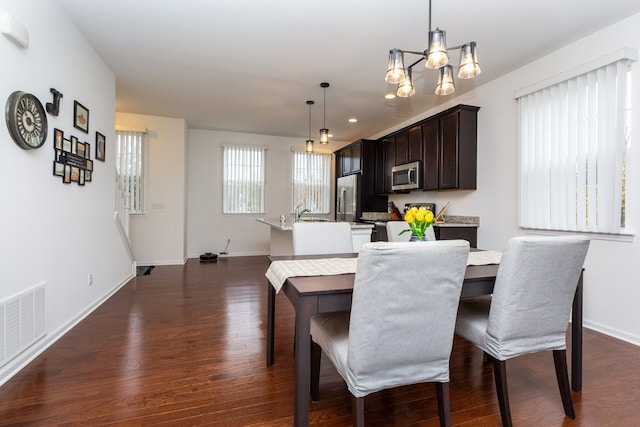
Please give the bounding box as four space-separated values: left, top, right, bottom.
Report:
291 150 331 214
518 58 631 234
116 130 146 214
223 145 266 214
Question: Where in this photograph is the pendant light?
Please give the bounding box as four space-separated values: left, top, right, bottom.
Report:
384 0 481 97
305 100 314 153
319 82 330 144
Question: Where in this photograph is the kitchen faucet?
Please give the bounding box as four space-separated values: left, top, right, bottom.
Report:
294 204 311 222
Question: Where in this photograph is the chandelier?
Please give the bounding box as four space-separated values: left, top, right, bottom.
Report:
385 0 481 97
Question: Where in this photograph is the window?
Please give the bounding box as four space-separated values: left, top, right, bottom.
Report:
116 130 146 214
223 145 266 213
291 150 331 214
517 54 633 234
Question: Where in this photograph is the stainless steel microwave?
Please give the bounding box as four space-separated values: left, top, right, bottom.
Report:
391 161 421 191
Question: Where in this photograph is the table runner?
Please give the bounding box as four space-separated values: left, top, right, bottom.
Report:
266 251 502 293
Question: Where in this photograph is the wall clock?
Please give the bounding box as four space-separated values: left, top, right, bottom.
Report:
5 90 48 150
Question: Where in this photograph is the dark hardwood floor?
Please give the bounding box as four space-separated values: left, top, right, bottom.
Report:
1 256 639 426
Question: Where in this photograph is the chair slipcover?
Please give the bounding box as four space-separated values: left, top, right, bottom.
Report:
311 240 469 398
386 220 436 242
292 222 353 255
456 235 590 360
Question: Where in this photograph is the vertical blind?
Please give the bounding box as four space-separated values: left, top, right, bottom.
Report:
116 130 146 214
518 58 630 233
223 145 266 213
291 150 331 213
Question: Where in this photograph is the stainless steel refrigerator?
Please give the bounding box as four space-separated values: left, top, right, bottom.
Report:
336 174 359 223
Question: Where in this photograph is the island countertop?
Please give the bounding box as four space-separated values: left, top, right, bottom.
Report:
257 217 373 231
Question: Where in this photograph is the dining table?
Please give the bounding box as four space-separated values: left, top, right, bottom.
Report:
265 252 584 427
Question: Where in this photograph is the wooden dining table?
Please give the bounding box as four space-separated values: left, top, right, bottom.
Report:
265 253 584 427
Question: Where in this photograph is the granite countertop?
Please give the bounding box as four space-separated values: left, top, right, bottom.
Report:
257 217 373 231
361 212 479 227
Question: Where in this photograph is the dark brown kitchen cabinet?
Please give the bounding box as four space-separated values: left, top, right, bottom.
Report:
423 104 479 191
407 125 423 163
336 140 362 176
394 130 408 165
422 118 439 190
383 136 396 193
374 140 385 194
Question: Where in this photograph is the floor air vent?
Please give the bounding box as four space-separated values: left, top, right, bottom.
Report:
1 283 46 368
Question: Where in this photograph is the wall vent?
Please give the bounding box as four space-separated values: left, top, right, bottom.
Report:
1 283 46 368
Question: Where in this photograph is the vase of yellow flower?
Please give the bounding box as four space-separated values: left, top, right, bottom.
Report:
399 206 435 241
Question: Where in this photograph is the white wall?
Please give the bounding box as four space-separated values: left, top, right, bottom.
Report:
385 13 640 345
0 0 132 385
187 130 336 257
116 113 188 265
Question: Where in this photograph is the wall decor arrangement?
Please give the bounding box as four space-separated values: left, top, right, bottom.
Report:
73 100 89 133
52 128 93 186
95 131 105 161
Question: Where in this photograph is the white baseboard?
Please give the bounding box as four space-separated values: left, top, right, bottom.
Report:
583 320 640 347
0 271 135 387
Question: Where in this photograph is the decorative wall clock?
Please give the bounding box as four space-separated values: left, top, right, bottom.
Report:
5 90 48 150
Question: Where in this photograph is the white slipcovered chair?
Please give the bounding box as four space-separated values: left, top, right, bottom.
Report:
292 222 353 255
386 220 436 242
310 240 470 426
455 236 590 427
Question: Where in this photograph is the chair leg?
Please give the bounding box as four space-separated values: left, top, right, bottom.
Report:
310 341 321 402
553 349 576 419
352 395 365 427
435 382 452 427
488 355 513 427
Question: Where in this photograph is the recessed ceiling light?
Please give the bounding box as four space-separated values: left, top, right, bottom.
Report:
385 93 396 99
348 118 357 123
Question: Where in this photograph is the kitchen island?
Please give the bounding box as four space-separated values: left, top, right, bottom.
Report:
257 218 373 255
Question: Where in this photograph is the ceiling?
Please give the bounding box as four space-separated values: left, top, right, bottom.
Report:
55 0 640 146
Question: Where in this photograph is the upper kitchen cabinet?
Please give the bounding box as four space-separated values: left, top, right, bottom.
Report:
423 104 480 191
336 140 363 176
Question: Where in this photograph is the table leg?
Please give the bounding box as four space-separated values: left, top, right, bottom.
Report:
294 296 315 427
266 283 276 367
571 271 583 391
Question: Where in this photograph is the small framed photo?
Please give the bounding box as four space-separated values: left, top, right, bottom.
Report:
62 138 71 153
54 128 63 150
71 136 78 154
79 169 85 186
86 159 93 172
77 142 86 158
85 170 92 182
96 132 105 161
74 101 89 133
63 165 71 183
53 161 64 177
71 166 80 182
84 143 91 159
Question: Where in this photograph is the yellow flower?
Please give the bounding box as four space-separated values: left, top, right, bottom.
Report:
400 206 435 240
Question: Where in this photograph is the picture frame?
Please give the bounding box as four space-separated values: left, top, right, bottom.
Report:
54 128 63 150
85 170 92 182
96 132 105 161
71 136 78 154
62 138 71 153
70 166 80 182
84 142 91 159
86 159 93 172
79 169 85 186
73 101 89 133
77 141 86 158
63 164 71 183
53 161 64 177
